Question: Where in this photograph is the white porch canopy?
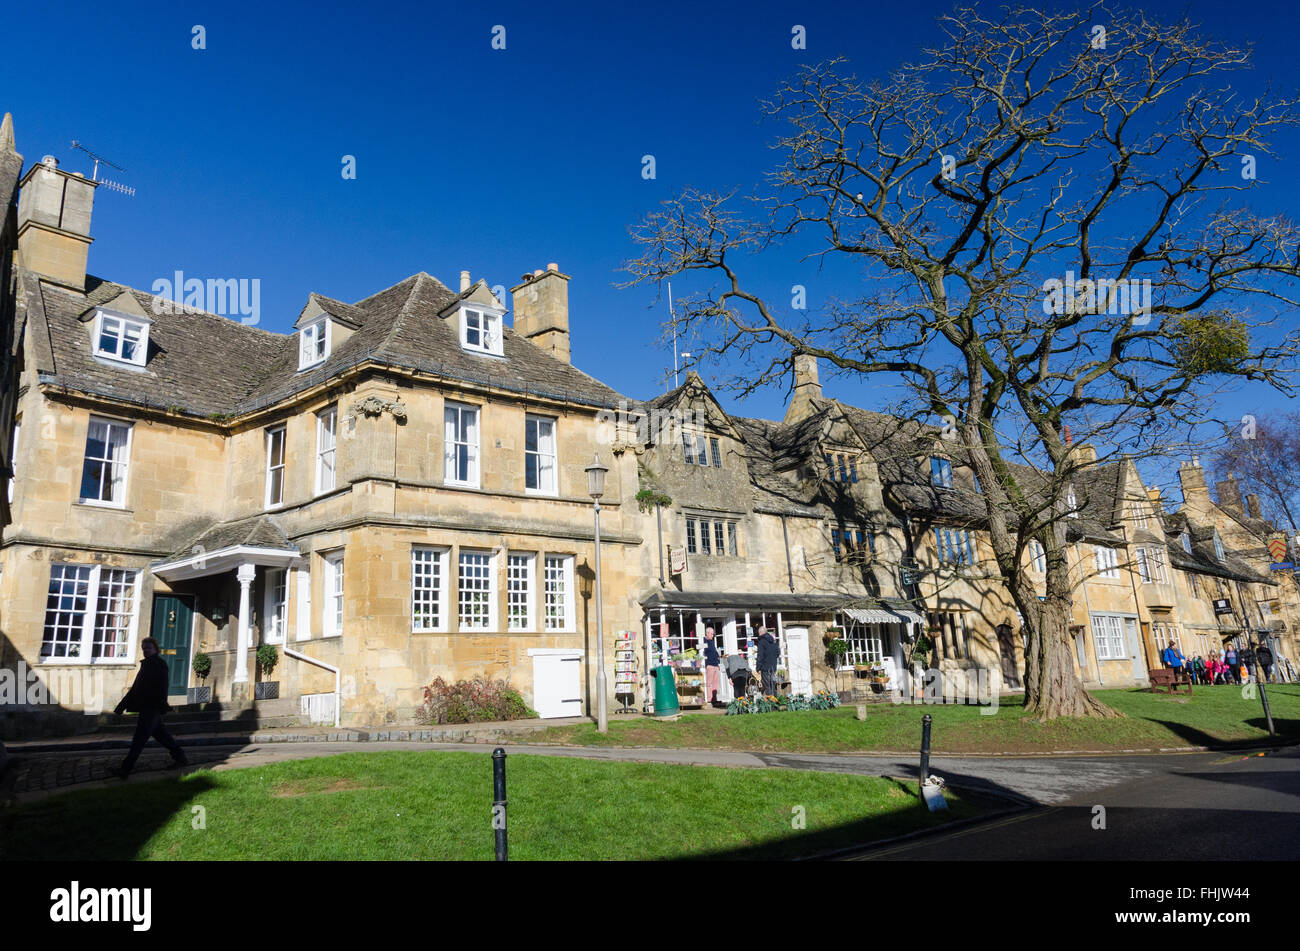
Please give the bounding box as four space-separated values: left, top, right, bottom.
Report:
151 544 300 686
844 607 925 625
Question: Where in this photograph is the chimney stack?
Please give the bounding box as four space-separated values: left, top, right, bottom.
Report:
510 264 571 364
459 270 471 293
1246 494 1262 520
783 353 823 424
1178 458 1210 508
1147 485 1164 514
1215 473 1243 513
17 154 97 290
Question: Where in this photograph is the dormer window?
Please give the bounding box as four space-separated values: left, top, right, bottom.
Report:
299 319 329 370
461 306 503 356
1212 529 1225 562
94 311 149 366
930 457 953 489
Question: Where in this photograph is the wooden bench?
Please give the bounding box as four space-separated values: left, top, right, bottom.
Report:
1149 667 1192 695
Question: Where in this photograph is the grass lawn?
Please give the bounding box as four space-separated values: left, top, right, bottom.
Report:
533 684 1300 755
0 751 984 861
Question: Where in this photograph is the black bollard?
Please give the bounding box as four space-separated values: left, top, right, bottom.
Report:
492 747 508 861
920 713 932 787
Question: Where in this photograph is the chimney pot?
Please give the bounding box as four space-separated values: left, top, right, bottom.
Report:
41 154 57 167
533 269 543 277
547 262 558 272
459 270 471 293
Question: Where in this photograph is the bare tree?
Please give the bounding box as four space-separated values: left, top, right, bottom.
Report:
1209 412 1300 532
624 4 1300 718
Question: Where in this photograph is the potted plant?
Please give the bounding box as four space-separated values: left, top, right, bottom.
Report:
255 642 280 700
822 626 843 646
189 650 212 705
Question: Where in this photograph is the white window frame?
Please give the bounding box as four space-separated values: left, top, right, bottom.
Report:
444 402 480 488
298 318 329 370
79 416 133 508
8 419 18 504
1067 485 1079 517
411 546 450 633
315 405 337 495
524 415 558 495
930 457 953 488
40 563 142 664
93 310 149 366
543 554 576 632
1090 613 1130 661
263 568 287 644
507 552 536 631
265 425 286 509
1213 530 1225 562
1094 545 1120 579
1135 547 1152 584
1181 532 1193 554
935 527 975 566
322 552 344 637
1130 501 1149 529
459 305 504 356
1029 540 1046 573
458 549 498 631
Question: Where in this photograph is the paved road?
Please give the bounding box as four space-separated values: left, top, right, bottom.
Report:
846 745 1300 860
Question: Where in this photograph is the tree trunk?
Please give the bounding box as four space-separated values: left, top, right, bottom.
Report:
1016 575 1119 720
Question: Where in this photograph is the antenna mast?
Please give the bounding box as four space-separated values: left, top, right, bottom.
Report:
69 140 135 196
669 282 677 390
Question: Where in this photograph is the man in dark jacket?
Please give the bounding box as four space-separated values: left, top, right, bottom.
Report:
755 626 779 697
114 637 188 778
1258 644 1275 683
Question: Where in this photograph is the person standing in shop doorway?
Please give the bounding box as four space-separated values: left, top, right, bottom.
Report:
756 626 779 697
703 628 722 707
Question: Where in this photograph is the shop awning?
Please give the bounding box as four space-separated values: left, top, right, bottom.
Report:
844 607 925 625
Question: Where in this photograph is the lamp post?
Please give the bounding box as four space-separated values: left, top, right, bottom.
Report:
585 454 610 734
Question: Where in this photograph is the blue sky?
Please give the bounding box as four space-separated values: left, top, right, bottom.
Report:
3 0 1298 499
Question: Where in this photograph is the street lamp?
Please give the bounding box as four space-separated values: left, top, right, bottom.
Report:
585 454 610 734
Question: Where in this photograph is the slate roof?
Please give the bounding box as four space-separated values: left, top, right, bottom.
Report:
165 514 295 562
1162 512 1274 586
24 269 633 418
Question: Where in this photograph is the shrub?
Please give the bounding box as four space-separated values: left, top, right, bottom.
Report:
256 643 279 678
726 691 840 715
416 676 539 725
192 651 212 681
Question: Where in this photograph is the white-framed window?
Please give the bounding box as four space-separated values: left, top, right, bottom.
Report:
460 306 504 356
298 318 329 369
1094 546 1119 579
1091 613 1133 661
458 549 496 630
94 310 149 366
265 425 286 508
41 563 141 663
79 416 132 507
323 552 344 637
1135 547 1152 584
1066 485 1079 517
685 516 739 556
835 613 884 667
525 415 557 494
444 402 479 487
1028 540 1046 573
1181 532 1193 554
930 457 953 488
934 527 975 565
316 406 337 495
507 553 536 631
1138 547 1169 585
295 566 311 641
8 419 18 504
263 568 287 644
412 547 449 632
1212 529 1225 562
544 554 575 631
1130 501 1150 528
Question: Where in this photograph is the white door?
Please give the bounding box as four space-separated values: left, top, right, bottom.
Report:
530 650 583 718
785 627 813 696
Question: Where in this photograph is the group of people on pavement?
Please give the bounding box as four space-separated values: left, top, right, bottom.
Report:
1161 639 1281 685
705 626 781 707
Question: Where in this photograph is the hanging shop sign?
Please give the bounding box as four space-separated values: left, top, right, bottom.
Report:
668 545 687 575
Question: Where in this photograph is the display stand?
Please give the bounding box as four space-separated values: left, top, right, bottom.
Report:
673 663 705 709
614 631 638 714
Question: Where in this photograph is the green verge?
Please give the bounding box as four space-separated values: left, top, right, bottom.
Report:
0 751 983 861
533 685 1300 754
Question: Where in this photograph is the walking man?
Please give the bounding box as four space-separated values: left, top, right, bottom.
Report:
756 625 779 697
114 637 188 778
1258 643 1275 683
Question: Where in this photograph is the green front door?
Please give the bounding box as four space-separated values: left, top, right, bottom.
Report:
151 595 194 697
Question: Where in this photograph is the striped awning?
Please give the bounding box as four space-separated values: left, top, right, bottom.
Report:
844 607 925 625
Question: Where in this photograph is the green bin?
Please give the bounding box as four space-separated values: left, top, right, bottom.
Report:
651 665 680 717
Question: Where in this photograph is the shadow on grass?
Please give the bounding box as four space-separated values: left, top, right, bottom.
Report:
1 771 221 861
1144 718 1296 751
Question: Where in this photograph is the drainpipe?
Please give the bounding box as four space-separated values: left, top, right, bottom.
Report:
655 502 665 586
282 642 341 728
780 514 794 593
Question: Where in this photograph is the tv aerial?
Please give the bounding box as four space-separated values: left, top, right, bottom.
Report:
69 140 135 196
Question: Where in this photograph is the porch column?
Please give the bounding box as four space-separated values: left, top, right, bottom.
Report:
233 562 256 684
